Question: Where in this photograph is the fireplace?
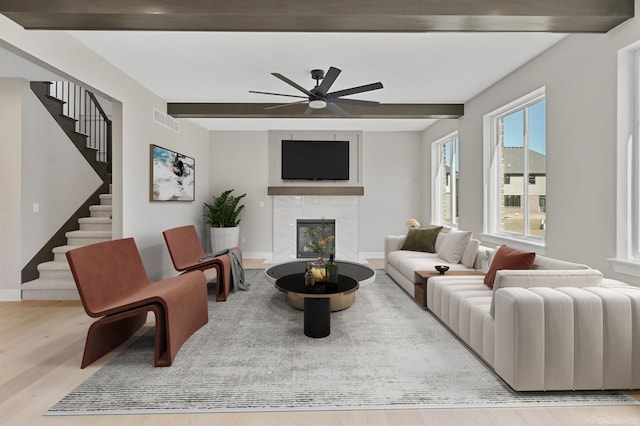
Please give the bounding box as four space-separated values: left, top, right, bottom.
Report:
296 219 335 259
272 195 359 262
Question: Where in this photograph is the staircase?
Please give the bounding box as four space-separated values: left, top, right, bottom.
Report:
22 81 112 300
21 186 113 300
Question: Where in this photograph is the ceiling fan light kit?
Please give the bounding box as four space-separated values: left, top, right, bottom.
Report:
250 66 383 117
309 100 327 109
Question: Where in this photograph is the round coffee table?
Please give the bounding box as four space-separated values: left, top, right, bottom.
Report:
265 259 375 311
275 274 358 338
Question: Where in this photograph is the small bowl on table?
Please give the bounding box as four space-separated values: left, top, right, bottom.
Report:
434 265 450 275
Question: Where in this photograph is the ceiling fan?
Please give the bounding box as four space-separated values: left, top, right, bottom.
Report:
249 66 383 117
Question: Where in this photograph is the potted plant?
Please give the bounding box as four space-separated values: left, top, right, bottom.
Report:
204 189 246 252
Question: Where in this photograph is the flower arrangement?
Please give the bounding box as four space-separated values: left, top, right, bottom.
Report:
406 218 421 228
303 220 335 262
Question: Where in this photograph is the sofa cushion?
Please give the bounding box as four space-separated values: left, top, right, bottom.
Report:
484 245 536 288
461 239 480 269
489 269 604 317
437 229 472 264
435 232 447 252
401 227 442 253
532 254 590 270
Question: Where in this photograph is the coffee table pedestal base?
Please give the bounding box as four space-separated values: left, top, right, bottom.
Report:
303 298 330 338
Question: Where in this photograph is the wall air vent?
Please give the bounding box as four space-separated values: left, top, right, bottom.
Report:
153 108 180 133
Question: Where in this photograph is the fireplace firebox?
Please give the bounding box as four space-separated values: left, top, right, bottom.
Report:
296 219 335 259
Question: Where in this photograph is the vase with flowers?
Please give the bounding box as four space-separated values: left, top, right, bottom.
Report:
303 220 335 282
406 218 421 229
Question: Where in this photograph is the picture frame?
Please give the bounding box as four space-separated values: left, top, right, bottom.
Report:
150 144 195 201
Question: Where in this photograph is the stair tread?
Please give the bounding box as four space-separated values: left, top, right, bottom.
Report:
37 261 71 271
51 245 84 254
65 230 112 237
89 205 112 210
78 217 112 223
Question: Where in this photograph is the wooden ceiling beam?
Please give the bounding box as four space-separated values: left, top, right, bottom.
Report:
1 0 633 33
167 103 464 119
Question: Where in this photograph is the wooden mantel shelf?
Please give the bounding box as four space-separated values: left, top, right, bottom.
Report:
268 186 364 196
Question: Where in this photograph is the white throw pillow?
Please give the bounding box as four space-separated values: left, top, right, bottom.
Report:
437 229 472 264
461 239 480 268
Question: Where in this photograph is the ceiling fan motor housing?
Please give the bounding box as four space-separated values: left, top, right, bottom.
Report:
310 69 325 81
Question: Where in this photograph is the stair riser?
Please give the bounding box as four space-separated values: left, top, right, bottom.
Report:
90 210 112 218
22 289 80 300
99 195 112 206
38 269 73 280
53 253 69 262
67 236 112 246
79 223 112 231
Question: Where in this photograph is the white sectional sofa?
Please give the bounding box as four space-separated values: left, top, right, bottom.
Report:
385 229 487 297
385 230 640 391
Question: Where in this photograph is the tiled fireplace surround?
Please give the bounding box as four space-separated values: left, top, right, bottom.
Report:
273 196 359 262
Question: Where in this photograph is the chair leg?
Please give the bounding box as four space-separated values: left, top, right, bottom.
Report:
215 256 232 302
81 310 148 368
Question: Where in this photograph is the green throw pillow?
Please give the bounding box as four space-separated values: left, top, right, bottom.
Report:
401 227 443 253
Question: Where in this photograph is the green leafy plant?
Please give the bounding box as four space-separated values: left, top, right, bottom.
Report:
304 220 335 259
204 189 246 228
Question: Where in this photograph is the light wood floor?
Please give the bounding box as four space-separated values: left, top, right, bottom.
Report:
2 259 639 426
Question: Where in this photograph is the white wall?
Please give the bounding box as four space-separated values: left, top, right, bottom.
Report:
360 132 423 255
0 16 211 282
209 131 272 258
0 79 23 299
422 8 640 285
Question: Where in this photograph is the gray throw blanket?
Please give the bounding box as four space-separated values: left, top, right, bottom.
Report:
229 248 250 291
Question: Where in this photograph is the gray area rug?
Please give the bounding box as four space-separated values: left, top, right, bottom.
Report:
48 270 637 415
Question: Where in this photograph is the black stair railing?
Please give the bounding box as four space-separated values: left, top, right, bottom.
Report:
49 81 112 166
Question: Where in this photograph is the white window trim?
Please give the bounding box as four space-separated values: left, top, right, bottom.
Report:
482 87 546 253
431 131 458 228
610 41 640 277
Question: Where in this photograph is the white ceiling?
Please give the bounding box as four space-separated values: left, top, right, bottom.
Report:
2 31 567 131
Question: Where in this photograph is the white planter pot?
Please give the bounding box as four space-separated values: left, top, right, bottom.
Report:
210 226 240 253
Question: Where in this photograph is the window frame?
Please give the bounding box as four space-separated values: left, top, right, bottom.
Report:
482 87 546 252
610 42 640 277
431 131 459 228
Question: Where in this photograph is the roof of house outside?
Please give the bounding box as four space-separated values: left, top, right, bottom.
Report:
503 147 546 175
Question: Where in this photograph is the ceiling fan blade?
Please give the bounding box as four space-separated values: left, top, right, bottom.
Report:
331 98 380 107
327 82 384 99
326 102 349 117
264 100 309 110
249 90 307 99
271 73 315 97
315 66 341 96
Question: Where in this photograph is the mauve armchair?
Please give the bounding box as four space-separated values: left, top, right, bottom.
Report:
66 238 208 368
162 225 242 301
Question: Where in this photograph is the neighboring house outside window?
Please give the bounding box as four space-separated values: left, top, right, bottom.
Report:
611 41 640 277
431 132 459 227
483 87 546 248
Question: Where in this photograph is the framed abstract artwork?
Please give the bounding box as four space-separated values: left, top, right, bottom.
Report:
150 144 195 201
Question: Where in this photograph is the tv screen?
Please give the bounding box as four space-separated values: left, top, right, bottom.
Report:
281 140 349 180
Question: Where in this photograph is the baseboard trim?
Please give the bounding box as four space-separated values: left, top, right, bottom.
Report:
0 289 22 301
360 252 384 259
242 251 273 259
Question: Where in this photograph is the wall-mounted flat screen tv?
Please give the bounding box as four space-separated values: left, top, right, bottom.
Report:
281 140 349 180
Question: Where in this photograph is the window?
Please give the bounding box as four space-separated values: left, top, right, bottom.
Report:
611 42 640 277
504 195 521 207
431 132 459 227
484 88 546 247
